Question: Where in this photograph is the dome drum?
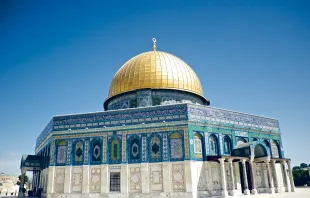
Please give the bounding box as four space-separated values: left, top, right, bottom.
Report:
104 88 209 110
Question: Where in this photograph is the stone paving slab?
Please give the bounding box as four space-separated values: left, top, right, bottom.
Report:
1 188 310 198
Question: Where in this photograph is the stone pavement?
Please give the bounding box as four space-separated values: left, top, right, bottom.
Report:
1 188 310 198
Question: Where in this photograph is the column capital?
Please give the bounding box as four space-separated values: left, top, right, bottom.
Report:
228 158 233 163
286 160 291 166
241 159 247 163
218 158 226 163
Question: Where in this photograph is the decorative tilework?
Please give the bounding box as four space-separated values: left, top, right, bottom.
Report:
128 136 141 163
184 129 189 159
50 139 55 165
56 141 67 165
66 140 72 165
122 133 126 162
149 135 161 162
170 132 184 160
204 132 209 155
90 139 102 164
219 134 223 155
84 141 89 164
74 141 84 165
102 133 107 163
109 137 121 164
163 133 168 161
142 136 147 162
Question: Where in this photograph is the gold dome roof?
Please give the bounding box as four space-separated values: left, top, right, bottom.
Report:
108 50 205 100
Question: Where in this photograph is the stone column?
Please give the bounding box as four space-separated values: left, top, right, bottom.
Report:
286 160 295 192
219 158 228 198
241 159 250 195
271 160 280 193
228 159 235 196
18 169 26 197
265 161 275 194
249 160 257 195
281 161 289 192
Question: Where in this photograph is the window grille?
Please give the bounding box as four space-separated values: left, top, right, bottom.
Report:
110 172 121 192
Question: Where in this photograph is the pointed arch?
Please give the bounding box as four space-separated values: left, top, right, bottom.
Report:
148 133 162 162
56 140 67 165
223 135 232 155
209 134 218 156
169 132 184 160
90 138 102 164
72 140 84 165
127 135 141 163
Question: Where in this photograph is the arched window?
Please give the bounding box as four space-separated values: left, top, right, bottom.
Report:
272 140 280 158
91 139 102 164
170 132 184 160
194 133 203 153
109 137 121 164
223 136 231 155
73 141 84 165
56 140 67 165
209 135 218 155
149 135 162 162
128 137 141 163
236 137 247 146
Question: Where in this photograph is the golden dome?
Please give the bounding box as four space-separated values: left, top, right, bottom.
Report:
108 50 206 100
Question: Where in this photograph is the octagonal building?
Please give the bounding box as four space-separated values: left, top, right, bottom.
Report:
20 41 295 198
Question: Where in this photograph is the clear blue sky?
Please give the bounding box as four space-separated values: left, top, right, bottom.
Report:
1 0 309 175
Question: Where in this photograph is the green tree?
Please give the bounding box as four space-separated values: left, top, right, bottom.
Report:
300 163 308 168
17 174 29 185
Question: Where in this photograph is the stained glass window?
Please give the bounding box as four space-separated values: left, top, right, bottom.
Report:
91 140 102 163
209 135 218 155
149 135 161 161
170 132 183 160
56 141 67 164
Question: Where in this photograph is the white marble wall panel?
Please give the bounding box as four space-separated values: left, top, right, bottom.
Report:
129 165 141 192
210 162 221 191
90 166 101 193
54 167 65 193
71 167 83 193
275 164 284 187
171 163 185 191
150 164 163 191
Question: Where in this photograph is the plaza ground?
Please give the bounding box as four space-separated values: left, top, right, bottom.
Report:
1 187 310 198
